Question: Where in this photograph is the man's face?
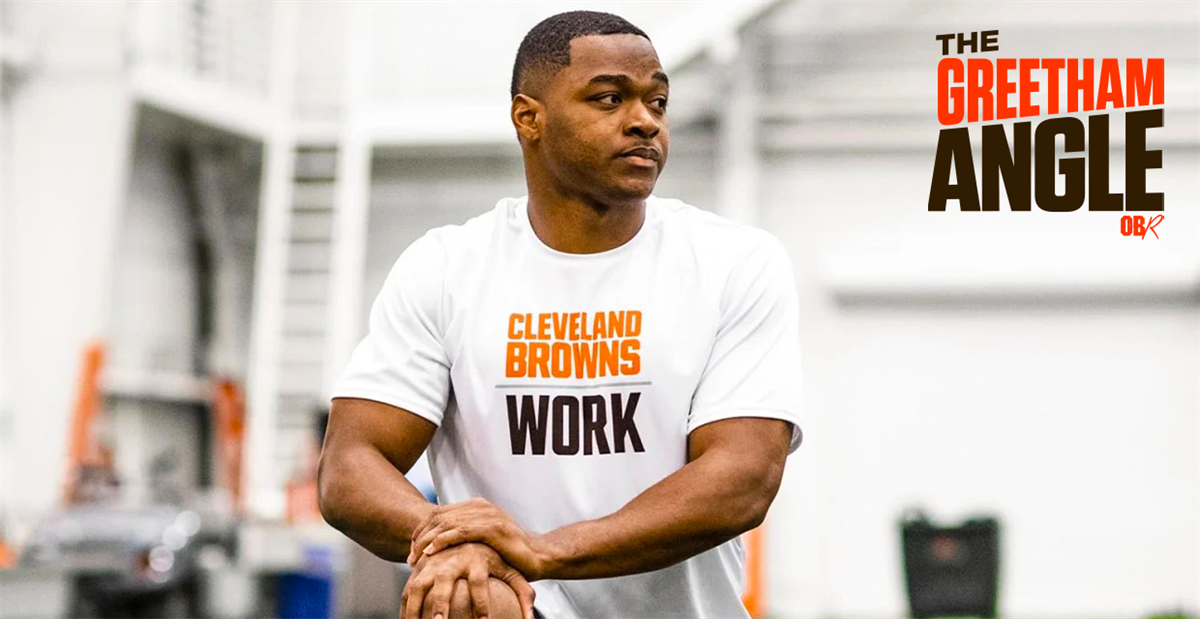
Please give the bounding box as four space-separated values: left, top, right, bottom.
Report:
536 34 670 203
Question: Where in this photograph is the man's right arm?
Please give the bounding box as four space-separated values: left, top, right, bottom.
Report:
318 397 537 619
317 396 437 562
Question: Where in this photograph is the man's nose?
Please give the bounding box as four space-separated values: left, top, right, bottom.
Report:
625 103 661 139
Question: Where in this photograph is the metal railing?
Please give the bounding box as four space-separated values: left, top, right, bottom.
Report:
128 0 274 98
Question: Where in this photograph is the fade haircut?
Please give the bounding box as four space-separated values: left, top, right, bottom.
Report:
510 11 650 99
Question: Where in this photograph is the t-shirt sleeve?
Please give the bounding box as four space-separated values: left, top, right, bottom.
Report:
687 234 805 453
331 232 451 426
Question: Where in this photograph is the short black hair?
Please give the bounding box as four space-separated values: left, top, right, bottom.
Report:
510 11 650 99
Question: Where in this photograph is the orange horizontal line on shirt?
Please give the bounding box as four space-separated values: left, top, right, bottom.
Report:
495 381 652 389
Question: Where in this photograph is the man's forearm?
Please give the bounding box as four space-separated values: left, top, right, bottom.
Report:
317 445 434 562
535 450 778 580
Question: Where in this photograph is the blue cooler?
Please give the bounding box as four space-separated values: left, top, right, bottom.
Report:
277 546 335 619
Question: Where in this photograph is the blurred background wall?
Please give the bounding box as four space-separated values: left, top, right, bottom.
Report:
1 1 1197 618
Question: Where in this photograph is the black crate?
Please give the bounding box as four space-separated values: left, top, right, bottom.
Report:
900 511 1001 618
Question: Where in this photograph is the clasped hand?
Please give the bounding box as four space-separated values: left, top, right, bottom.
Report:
402 542 535 619
402 498 548 619
408 498 547 578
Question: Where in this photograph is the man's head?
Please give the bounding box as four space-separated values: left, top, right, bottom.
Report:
510 11 669 205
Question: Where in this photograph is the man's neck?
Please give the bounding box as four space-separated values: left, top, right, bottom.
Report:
526 187 647 255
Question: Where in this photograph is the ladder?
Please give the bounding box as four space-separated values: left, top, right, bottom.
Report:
242 2 372 520
273 146 338 477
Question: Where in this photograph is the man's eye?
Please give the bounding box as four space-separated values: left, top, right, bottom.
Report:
595 94 622 105
652 97 668 111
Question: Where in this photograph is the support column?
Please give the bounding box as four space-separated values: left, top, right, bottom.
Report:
325 2 374 398
243 1 299 519
714 33 761 226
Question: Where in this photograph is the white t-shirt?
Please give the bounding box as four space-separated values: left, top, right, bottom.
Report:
334 195 804 618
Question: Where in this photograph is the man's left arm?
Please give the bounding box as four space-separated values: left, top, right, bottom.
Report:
408 415 791 580
541 415 792 579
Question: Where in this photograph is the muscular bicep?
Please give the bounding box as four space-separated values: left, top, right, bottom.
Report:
318 397 438 559
324 397 437 474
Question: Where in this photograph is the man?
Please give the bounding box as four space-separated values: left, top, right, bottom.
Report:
318 10 804 619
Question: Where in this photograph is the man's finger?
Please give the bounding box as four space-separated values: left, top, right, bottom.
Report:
516 579 537 619
409 510 440 563
410 505 460 551
409 506 474 563
408 538 433 566
426 526 481 556
411 524 451 562
411 520 453 564
501 571 536 619
403 574 429 619
426 576 454 619
467 567 490 619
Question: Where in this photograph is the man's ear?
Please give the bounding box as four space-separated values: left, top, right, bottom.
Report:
511 94 543 143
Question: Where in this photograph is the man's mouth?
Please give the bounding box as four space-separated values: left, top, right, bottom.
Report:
618 146 661 167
